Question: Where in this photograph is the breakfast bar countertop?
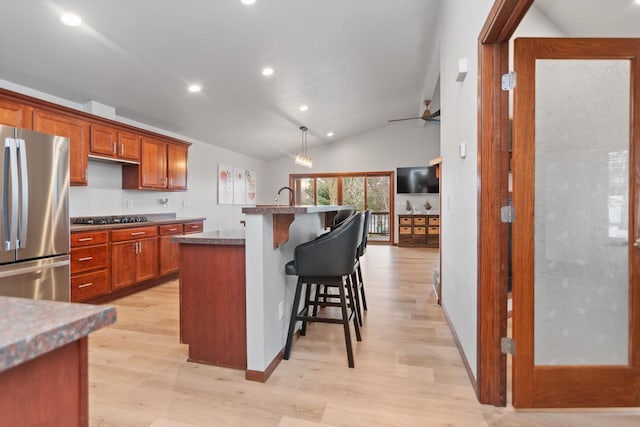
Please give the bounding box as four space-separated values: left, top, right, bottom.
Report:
173 229 245 246
242 205 353 215
0 297 116 373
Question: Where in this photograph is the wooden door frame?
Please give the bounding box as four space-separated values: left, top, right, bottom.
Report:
477 0 534 406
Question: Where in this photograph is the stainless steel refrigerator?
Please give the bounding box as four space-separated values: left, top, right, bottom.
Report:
0 125 70 301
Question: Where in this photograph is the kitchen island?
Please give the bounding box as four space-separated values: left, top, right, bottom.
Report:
0 297 116 427
176 205 352 382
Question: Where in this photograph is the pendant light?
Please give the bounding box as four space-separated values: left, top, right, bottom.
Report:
295 126 313 168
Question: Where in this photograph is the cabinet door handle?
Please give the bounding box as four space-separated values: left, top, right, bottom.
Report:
112 142 116 154
120 143 124 156
78 282 93 289
78 256 93 262
169 228 178 231
77 237 93 242
130 231 146 236
137 241 142 253
164 177 168 187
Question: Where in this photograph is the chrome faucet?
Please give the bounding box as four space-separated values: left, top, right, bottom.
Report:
275 186 295 206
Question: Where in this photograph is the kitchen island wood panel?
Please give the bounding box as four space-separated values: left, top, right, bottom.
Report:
179 242 247 370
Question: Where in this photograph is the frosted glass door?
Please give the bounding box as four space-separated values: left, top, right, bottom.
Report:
512 37 640 409
534 59 630 365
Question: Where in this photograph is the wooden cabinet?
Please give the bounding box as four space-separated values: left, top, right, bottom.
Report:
183 221 203 234
159 224 183 276
33 109 89 186
122 137 189 191
167 143 188 190
89 124 141 162
0 98 31 128
398 214 439 248
70 231 110 302
111 226 158 290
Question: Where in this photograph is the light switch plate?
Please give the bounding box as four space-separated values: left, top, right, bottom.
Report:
459 142 467 159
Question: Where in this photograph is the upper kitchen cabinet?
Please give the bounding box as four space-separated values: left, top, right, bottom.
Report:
0 98 32 128
89 124 140 163
167 143 188 190
33 109 89 186
122 136 189 191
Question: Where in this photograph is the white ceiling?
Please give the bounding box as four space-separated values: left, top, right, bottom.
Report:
0 0 440 160
534 0 640 37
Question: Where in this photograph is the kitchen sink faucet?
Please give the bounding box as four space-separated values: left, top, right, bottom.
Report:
275 186 295 206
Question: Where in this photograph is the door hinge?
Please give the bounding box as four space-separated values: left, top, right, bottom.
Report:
501 337 515 355
500 205 514 223
501 72 516 91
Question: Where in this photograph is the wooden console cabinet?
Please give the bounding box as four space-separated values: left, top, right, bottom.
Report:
398 214 439 248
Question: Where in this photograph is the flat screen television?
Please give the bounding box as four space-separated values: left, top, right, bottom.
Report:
396 166 439 193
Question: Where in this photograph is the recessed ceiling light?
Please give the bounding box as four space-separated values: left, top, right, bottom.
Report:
60 13 82 27
326 132 335 137
188 84 202 93
241 0 256 5
261 67 274 76
299 105 309 112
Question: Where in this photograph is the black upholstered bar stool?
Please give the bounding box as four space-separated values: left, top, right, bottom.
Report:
283 213 363 368
351 210 371 326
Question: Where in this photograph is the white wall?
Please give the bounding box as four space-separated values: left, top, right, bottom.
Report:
436 1 573 381
0 78 269 232
265 120 440 242
437 0 494 379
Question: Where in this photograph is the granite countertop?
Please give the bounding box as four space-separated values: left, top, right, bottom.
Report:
0 297 116 373
242 205 354 215
173 229 245 246
70 217 206 232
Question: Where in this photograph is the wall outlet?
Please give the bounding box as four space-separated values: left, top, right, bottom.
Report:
278 301 284 320
126 200 133 209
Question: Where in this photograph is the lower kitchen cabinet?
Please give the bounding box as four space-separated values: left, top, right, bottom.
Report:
159 223 183 276
111 226 158 290
70 230 110 302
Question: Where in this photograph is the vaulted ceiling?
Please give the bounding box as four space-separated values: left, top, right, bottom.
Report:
0 0 441 160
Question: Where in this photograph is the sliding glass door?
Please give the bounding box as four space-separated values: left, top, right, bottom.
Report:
290 172 394 244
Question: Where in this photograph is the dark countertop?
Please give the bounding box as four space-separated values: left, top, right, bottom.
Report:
0 297 116 373
242 205 354 215
70 217 206 232
173 229 245 246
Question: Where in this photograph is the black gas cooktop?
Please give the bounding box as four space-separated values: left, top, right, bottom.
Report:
73 216 148 225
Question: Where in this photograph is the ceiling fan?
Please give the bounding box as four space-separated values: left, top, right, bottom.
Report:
389 100 440 123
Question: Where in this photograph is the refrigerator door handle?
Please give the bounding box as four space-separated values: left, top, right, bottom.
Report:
3 138 18 251
16 139 28 249
0 258 69 279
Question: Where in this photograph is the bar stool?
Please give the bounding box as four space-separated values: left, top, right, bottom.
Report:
284 213 363 368
331 208 355 230
351 210 370 326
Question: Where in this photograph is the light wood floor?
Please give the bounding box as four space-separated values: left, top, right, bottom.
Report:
88 246 640 426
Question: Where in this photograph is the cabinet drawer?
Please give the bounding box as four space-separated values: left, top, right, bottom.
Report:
159 223 184 235
399 217 412 226
414 226 426 235
428 226 440 235
183 222 203 234
71 231 108 247
111 226 158 242
399 226 412 235
428 217 440 226
71 245 108 274
71 270 109 302
413 217 427 226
